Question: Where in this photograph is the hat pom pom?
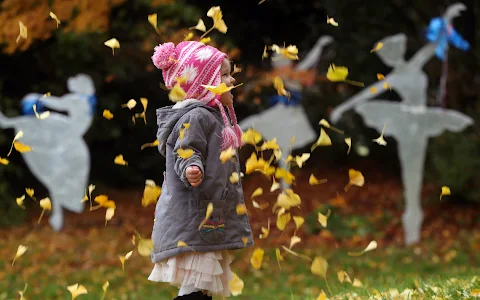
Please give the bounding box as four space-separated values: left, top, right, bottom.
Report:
152 42 178 70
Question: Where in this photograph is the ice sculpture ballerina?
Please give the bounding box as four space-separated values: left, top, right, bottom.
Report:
0 74 96 231
240 36 334 190
330 3 473 245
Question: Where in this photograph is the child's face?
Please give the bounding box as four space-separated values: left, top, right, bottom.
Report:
219 58 236 106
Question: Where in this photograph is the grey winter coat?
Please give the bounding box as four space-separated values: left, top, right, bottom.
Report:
151 99 254 263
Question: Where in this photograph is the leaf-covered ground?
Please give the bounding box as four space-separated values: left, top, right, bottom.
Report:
1 162 480 299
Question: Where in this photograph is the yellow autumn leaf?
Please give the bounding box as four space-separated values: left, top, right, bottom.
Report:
250 248 264 269
274 189 301 211
142 179 161 207
260 138 280 151
114 154 128 166
134 98 148 124
326 16 338 26
17 283 28 300
337 270 352 283
344 169 365 192
470 289 480 296
236 203 247 215
141 139 159 150
138 238 154 257
201 82 243 95
289 235 301 249
370 42 383 53
16 21 27 43
119 251 133 272
7 131 23 157
104 38 120 55
229 272 244 296
231 64 242 76
370 87 377 93
242 237 248 247
275 168 295 185
102 109 114 120
93 195 116 209
49 11 61 28
200 37 211 44
311 128 332 151
67 283 88 300
345 137 352 154
326 64 364 87
316 290 327 300
16 195 26 209
206 6 228 34
318 209 331 228
352 278 363 287
245 152 275 175
12 245 28 266
242 128 262 146
33 104 50 120
169 83 187 102
121 99 136 110
440 186 451 200
311 256 328 278
101 281 109 300
372 123 387 146
148 13 157 31
273 76 290 98
177 148 194 159
229 172 240 184
294 153 310 168
37 197 52 224
0 157 9 165
105 208 115 226
275 248 284 262
270 179 280 192
293 216 304 229
348 240 378 256
276 212 291 231
177 240 188 247
319 119 344 134
220 147 236 163
309 174 327 185
190 19 207 32
251 187 263 199
271 44 299 60
281 245 312 261
198 202 213 230
14 142 32 153
262 45 269 60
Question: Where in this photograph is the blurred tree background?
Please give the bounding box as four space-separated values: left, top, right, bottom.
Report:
0 0 478 227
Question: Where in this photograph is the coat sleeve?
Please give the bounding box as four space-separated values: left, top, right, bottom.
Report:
173 111 210 187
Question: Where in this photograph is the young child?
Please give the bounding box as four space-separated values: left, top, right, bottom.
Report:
148 41 254 300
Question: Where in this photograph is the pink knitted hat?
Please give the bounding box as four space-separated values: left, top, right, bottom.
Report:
152 41 243 150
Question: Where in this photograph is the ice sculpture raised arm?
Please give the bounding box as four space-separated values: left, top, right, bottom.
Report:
328 3 473 245
0 74 95 231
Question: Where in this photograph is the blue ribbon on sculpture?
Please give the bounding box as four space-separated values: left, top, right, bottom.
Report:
426 17 470 61
269 90 302 107
21 93 97 116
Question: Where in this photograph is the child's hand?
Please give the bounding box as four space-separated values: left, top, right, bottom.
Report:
186 166 203 187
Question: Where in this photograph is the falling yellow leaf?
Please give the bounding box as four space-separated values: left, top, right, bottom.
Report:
311 128 332 151
326 15 339 26
200 37 211 44
119 251 133 272
337 270 352 283
114 154 128 166
37 197 51 224
294 153 310 168
251 187 263 199
309 174 327 185
148 13 157 31
0 157 9 165
104 38 120 55
17 283 28 300
270 179 280 192
319 119 344 134
242 237 248 247
273 76 290 98
220 147 236 163
16 21 27 43
231 64 242 76
276 212 291 231
33 104 50 120
138 238 154 257
178 240 188 247
101 281 109 300
105 208 115 226
440 186 451 200
12 245 28 266
49 11 61 27
289 235 301 249
245 152 275 175
293 216 304 230
344 169 365 192
67 283 88 300
93 195 116 209
370 87 377 93
281 245 312 261
229 172 240 184
262 45 269 60
326 64 364 87
236 203 247 215
372 123 387 146
141 139 159 150
121 99 136 110
250 248 264 269
316 290 327 300
270 44 299 60
470 289 480 296
7 131 23 156
260 138 280 151
177 148 194 159
311 256 328 278
16 195 26 209
133 98 148 124
103 109 114 120
229 272 244 296
275 168 295 185
198 202 214 230
352 278 363 287
318 209 331 228
168 83 187 102
345 137 352 154
190 19 207 32
13 141 32 154
274 189 301 211
201 82 243 95
142 179 161 207
370 42 383 53
348 240 378 256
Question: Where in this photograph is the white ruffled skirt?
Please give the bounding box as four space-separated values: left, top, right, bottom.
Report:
148 250 234 297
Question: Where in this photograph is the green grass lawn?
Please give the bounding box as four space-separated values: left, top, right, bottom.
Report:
1 225 480 300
